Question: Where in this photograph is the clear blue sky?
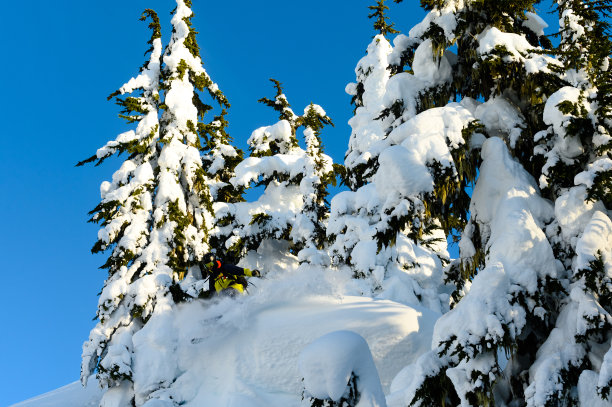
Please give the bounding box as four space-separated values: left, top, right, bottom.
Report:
0 1 556 405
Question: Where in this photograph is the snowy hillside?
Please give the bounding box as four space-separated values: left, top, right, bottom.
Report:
13 251 438 407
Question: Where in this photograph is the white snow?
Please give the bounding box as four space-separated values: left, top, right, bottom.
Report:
474 96 525 148
580 370 612 407
17 260 438 407
412 39 453 86
299 330 386 406
524 12 548 36
11 379 104 407
477 27 560 75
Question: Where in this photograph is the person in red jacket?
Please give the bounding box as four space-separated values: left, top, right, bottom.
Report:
201 253 261 297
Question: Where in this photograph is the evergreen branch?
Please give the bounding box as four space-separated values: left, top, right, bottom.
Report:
140 9 161 57
76 154 98 167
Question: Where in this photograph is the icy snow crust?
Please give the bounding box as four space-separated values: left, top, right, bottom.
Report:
17 247 438 407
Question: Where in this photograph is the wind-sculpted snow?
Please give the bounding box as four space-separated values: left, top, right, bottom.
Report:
16 256 438 407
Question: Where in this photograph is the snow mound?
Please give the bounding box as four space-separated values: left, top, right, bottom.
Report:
14 265 438 407
299 330 387 407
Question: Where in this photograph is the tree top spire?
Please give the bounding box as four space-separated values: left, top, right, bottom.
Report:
368 0 400 37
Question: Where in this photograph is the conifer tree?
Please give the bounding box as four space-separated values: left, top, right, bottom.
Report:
79 9 163 392
343 32 392 191
382 0 612 405
524 1 612 404
79 1 233 403
294 103 337 265
219 80 336 264
329 0 479 311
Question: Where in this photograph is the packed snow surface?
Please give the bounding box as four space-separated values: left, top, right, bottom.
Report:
14 258 438 407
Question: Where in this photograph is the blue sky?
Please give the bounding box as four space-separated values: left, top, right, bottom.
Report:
0 1 557 405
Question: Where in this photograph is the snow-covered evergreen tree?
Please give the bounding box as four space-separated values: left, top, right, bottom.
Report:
79 1 234 404
294 103 338 265
216 80 337 265
343 28 392 191
328 0 480 312
78 9 163 394
384 0 612 405
524 1 612 404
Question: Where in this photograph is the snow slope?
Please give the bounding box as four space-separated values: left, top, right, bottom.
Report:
13 251 438 407
11 379 104 407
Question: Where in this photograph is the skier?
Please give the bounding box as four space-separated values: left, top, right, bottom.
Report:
201 253 261 297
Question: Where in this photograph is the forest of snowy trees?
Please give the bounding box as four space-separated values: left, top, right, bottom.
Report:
72 0 612 406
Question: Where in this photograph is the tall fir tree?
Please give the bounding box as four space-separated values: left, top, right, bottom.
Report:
79 1 235 404
343 32 393 190
368 0 400 38
79 9 163 394
525 1 612 404
329 0 479 312
382 0 612 406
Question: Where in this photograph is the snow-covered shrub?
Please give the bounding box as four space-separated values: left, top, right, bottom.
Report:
299 330 386 407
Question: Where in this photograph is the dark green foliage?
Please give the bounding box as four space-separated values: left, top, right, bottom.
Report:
250 212 273 226
97 363 132 384
388 0 612 405
409 369 460 407
258 79 298 124
140 9 161 58
349 80 366 112
538 0 612 205
304 373 360 407
368 0 399 37
301 104 337 250
344 161 378 192
540 361 590 406
374 120 480 270
601 377 612 401
577 252 612 313
554 0 612 83
587 170 612 208
166 199 193 276
79 1 252 393
200 109 245 204
235 81 341 259
250 79 300 158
